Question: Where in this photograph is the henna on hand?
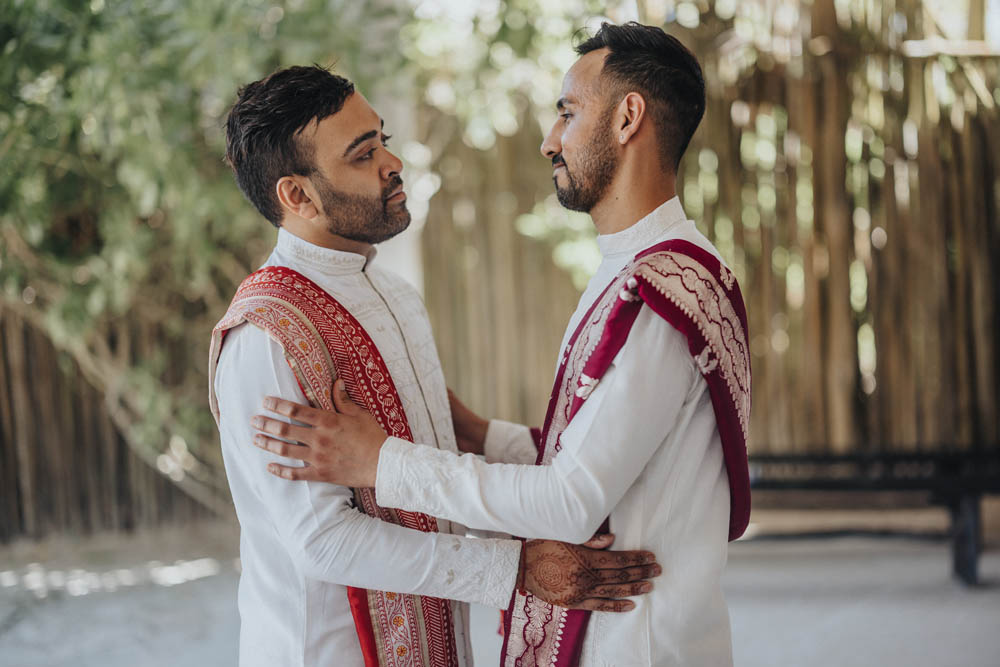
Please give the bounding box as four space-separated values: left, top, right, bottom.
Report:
519 538 661 613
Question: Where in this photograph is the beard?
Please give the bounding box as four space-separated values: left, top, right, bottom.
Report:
312 173 411 244
553 106 619 213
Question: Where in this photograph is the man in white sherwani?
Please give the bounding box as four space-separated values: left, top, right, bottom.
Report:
212 64 662 667
252 24 752 667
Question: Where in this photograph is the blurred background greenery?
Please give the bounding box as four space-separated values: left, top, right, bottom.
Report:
0 0 998 541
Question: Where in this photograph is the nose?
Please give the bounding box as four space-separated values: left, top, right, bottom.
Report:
381 149 403 180
540 122 561 160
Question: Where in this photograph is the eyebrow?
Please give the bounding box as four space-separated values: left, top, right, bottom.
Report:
556 97 577 110
342 118 385 157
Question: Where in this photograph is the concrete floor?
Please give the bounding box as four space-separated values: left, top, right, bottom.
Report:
1 521 998 667
724 536 1000 667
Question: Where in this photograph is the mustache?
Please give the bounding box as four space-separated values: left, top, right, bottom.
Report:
382 175 404 200
551 155 566 168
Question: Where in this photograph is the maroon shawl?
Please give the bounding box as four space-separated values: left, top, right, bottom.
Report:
500 239 751 666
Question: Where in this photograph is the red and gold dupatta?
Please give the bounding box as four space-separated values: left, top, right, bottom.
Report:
209 266 459 667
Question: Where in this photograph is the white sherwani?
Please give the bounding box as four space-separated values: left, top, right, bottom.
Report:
214 229 520 667
376 198 734 666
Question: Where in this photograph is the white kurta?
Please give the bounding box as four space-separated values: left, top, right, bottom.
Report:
376 198 734 667
214 229 520 667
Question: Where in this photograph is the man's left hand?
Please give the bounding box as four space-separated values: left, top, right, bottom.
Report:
250 379 385 488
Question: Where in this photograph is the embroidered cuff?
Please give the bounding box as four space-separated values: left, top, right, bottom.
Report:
374 436 411 510
484 420 537 464
482 539 522 609
376 439 519 608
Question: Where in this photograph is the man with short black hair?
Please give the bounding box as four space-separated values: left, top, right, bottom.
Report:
210 64 660 667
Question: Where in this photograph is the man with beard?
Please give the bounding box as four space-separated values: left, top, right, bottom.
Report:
251 24 753 666
209 65 661 667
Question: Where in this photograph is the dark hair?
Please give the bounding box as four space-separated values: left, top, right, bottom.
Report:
576 22 705 171
225 65 355 227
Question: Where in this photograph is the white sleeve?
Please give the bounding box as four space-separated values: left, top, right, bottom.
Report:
215 324 520 609
483 419 538 464
375 308 696 544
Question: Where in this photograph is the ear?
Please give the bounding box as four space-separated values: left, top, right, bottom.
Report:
615 92 647 145
275 176 321 221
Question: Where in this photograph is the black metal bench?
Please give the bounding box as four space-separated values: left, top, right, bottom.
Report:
748 451 1000 585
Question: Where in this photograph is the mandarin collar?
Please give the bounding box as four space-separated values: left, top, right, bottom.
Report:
596 197 687 258
275 228 377 275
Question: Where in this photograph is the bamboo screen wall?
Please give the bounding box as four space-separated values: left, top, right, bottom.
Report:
0 311 215 542
423 0 1000 454
420 115 585 429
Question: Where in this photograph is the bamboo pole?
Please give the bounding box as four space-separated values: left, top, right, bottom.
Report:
3 310 37 537
961 118 999 444
0 311 19 541
946 123 974 447
33 320 68 532
814 0 859 451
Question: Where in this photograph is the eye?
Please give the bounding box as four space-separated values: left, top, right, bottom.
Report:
560 113 572 120
357 134 393 162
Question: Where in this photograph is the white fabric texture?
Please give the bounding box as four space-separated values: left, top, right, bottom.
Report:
375 197 735 666
214 229 520 667
483 419 539 464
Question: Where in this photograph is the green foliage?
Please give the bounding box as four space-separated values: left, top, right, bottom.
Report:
2 0 408 316
0 0 410 498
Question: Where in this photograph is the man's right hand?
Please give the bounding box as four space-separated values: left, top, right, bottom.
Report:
447 389 489 455
519 534 660 612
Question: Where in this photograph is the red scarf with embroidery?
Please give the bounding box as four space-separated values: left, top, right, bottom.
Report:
209 266 459 667
500 239 752 667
